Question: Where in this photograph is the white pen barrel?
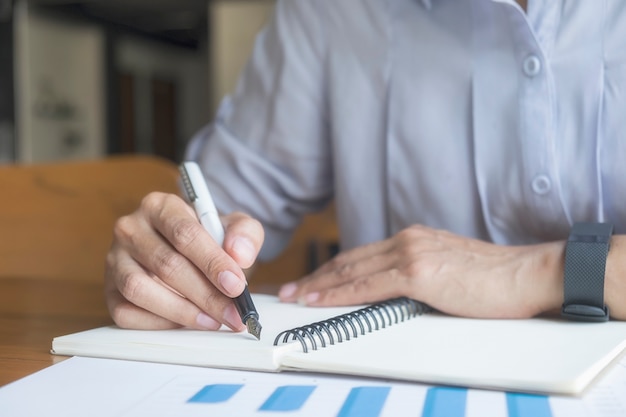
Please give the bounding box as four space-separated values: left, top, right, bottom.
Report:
199 210 225 246
182 161 226 247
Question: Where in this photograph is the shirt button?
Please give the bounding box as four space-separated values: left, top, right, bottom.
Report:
523 55 542 77
531 175 551 195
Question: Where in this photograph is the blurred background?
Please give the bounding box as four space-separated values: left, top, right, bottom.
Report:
0 0 276 164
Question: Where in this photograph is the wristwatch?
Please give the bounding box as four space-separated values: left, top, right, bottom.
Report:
561 222 613 322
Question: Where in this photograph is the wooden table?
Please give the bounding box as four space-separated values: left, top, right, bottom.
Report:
0 278 112 386
0 277 279 387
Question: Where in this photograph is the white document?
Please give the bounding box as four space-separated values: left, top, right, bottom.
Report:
0 355 625 417
51 294 626 395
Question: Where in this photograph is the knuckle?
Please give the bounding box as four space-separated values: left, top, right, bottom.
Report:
118 270 146 303
397 224 421 240
326 253 347 272
169 218 202 250
396 253 442 298
352 276 376 294
198 291 222 313
152 248 186 282
395 226 424 248
337 262 354 280
202 254 229 280
322 255 351 282
113 215 137 243
140 191 167 213
404 254 434 280
397 241 420 261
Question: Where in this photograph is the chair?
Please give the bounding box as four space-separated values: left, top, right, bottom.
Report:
0 153 338 287
0 155 180 282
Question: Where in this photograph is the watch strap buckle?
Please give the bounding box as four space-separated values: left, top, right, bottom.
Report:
561 303 609 322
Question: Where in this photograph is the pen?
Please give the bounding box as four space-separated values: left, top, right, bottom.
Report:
179 161 262 340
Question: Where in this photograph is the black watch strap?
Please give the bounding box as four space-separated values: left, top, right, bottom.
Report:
561 222 613 322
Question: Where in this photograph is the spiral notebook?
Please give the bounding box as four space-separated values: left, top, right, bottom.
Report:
51 294 626 396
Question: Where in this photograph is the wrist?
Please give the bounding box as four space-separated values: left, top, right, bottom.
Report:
521 241 565 317
605 235 626 319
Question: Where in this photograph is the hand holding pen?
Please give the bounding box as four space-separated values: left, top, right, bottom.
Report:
180 161 263 339
104 164 264 334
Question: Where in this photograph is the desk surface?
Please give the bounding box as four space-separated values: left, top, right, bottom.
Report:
0 278 112 386
0 277 277 387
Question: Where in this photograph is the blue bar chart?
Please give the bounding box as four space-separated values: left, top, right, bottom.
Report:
177 380 557 417
121 365 605 417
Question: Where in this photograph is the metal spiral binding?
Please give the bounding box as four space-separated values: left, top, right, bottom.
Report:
273 297 431 353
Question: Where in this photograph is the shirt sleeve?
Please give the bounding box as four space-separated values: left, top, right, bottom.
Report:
185 0 332 260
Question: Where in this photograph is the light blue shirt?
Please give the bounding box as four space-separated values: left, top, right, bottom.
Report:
187 0 626 260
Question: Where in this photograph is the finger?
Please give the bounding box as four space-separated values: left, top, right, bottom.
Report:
113 218 246 331
298 269 408 307
222 212 265 269
106 248 233 330
104 257 179 329
105 286 182 330
310 238 394 276
143 192 247 298
279 243 398 302
279 225 445 303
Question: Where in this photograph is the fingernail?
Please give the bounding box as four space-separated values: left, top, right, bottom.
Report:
218 270 245 296
278 282 298 300
233 237 256 266
223 303 243 330
299 292 320 305
196 312 220 330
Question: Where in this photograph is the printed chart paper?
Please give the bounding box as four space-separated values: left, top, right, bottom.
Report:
1 355 625 417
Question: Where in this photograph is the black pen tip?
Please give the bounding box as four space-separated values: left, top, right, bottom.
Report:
246 317 262 340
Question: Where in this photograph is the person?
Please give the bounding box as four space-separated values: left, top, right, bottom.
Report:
104 0 626 332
